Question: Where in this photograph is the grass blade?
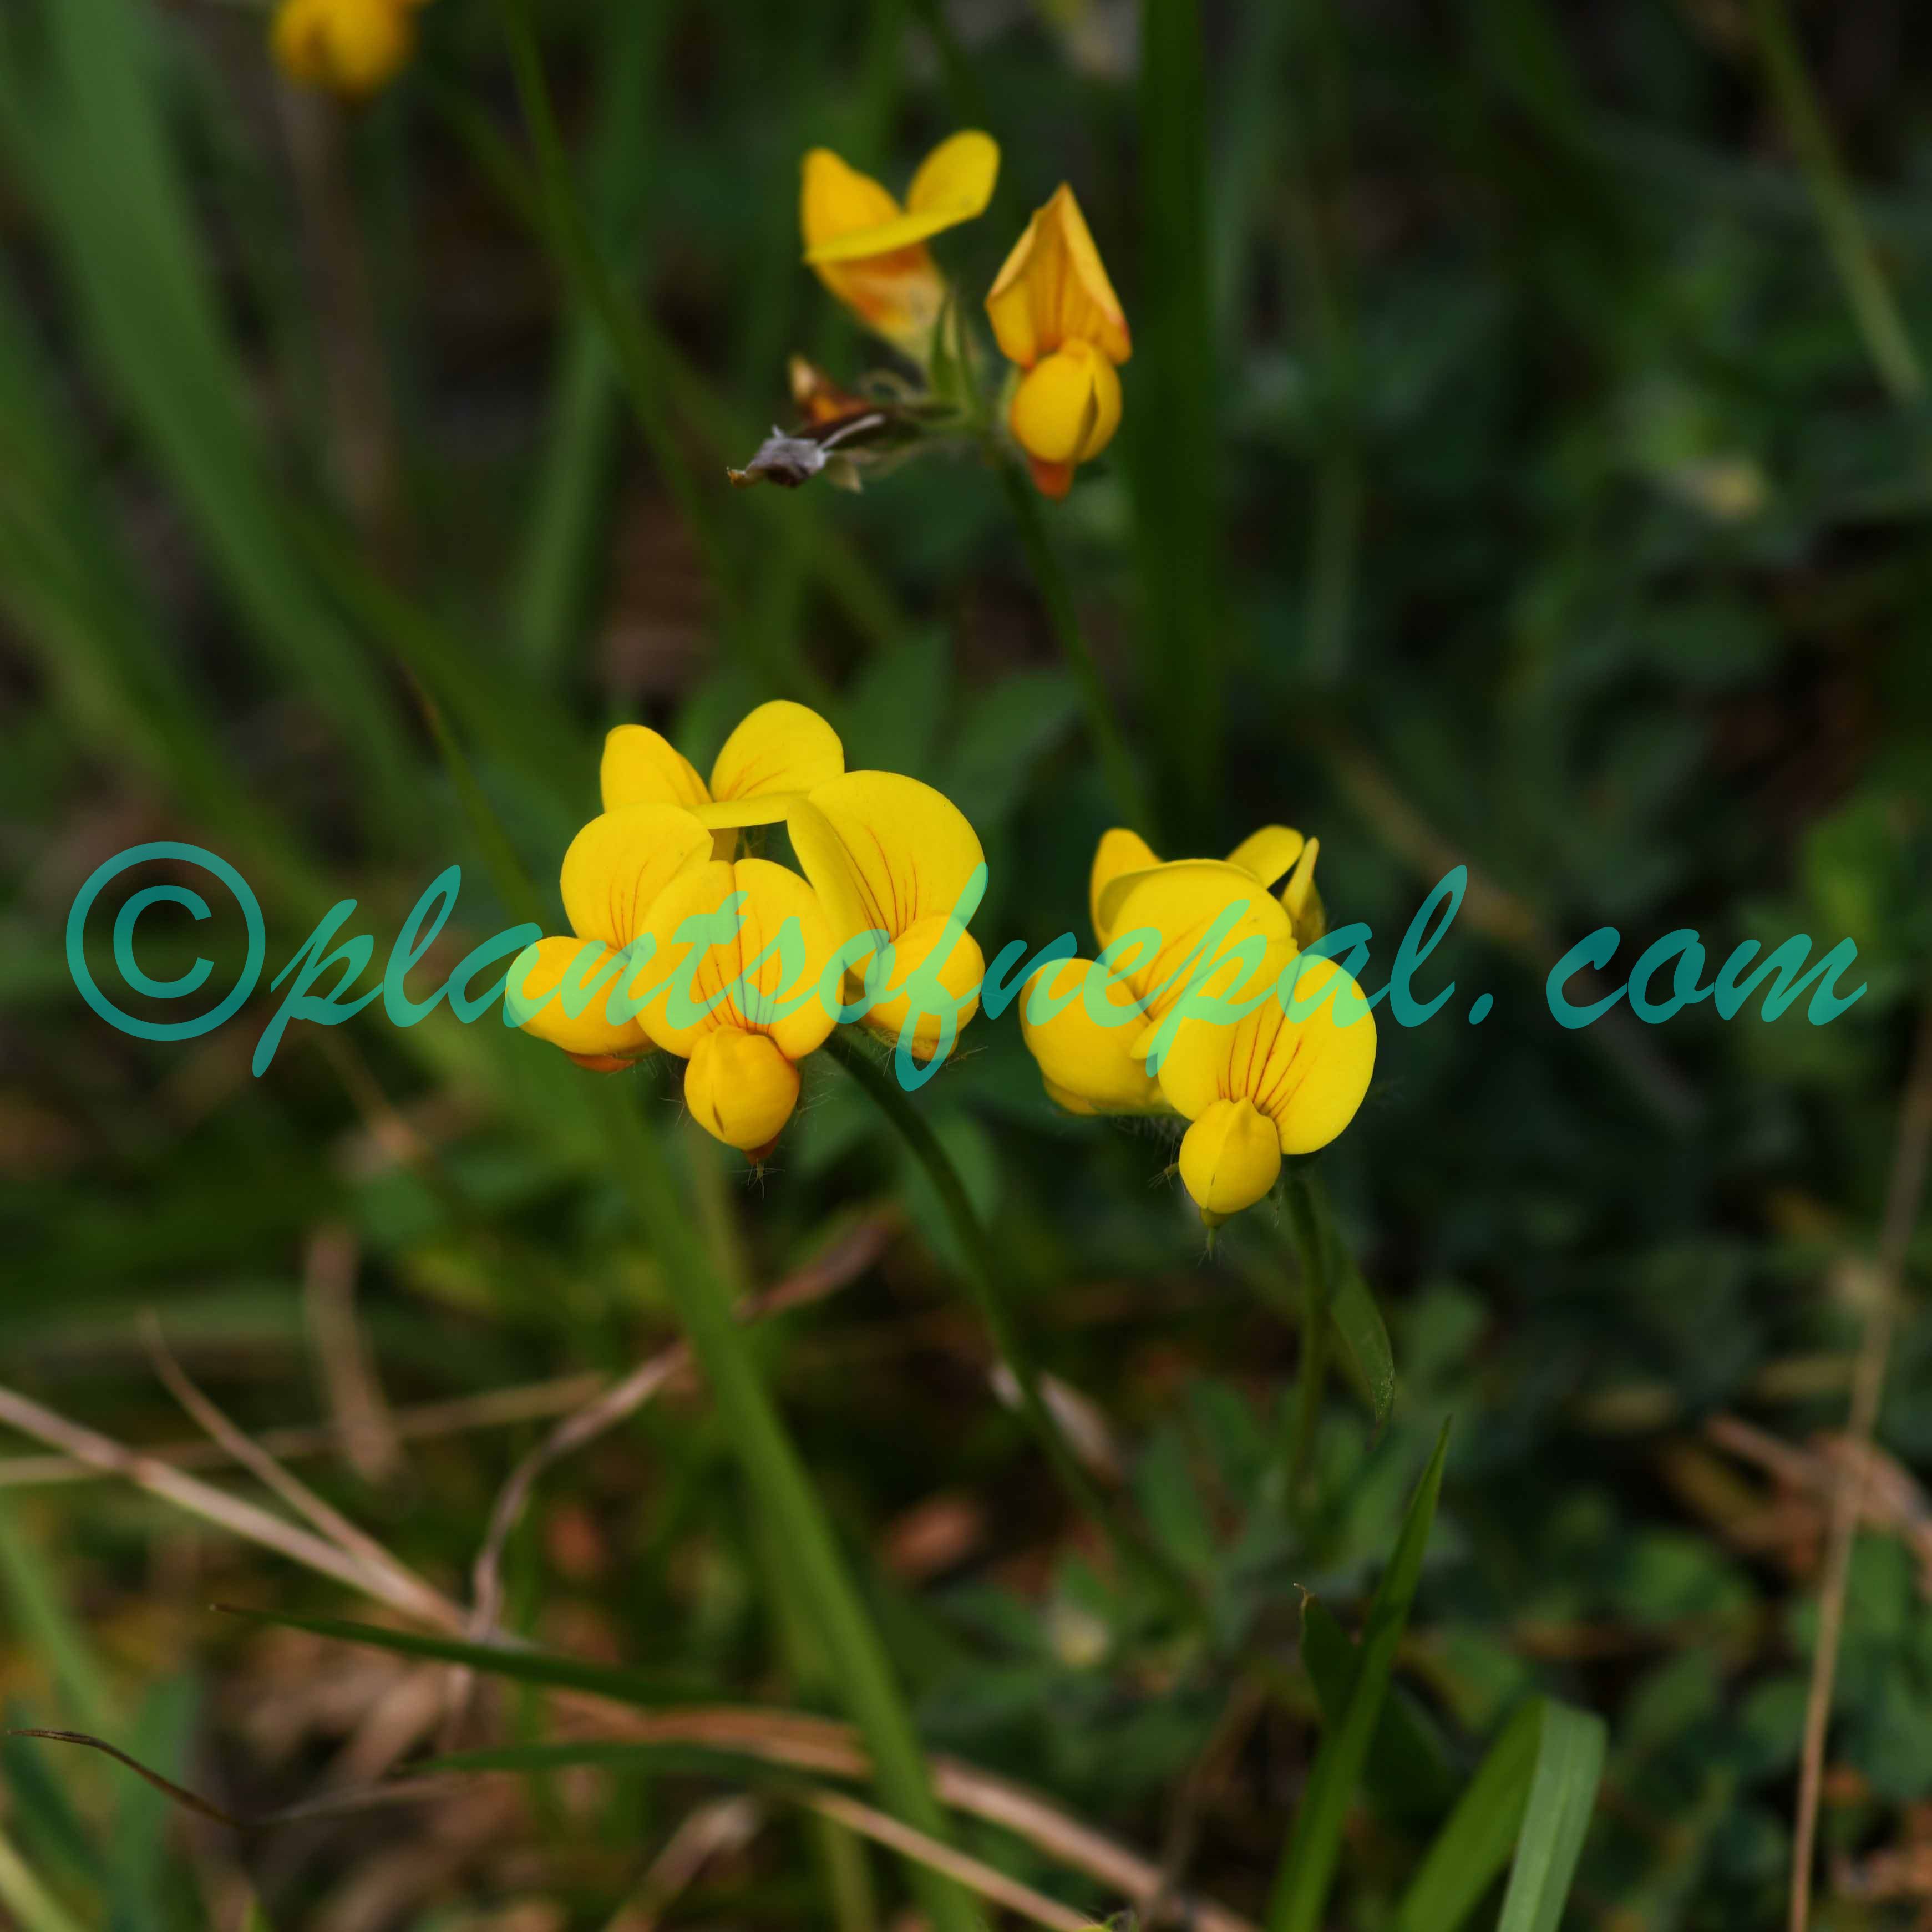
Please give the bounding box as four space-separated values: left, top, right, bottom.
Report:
1494 1703 1605 1932
511 0 670 676
0 0 418 830
1129 0 1223 839
215 1605 713 1709
1393 1700 1541 1932
1266 1420 1452 1932
1392 1697 1605 1932
0 1828 87 1932
1300 1597 1458 1821
0 1503 115 1734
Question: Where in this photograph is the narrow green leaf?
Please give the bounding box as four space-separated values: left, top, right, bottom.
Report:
1392 1697 1605 1932
1301 1598 1458 1820
433 1739 800 1788
0 1503 115 1733
1494 1704 1605 1932
511 0 671 675
1130 0 1223 838
0 0 419 830
288 512 588 822
0 1828 88 1932
1393 1700 1542 1932
215 1606 713 1710
1266 1421 1452 1932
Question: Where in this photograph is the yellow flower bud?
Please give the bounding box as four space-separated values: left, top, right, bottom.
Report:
272 0 415 97
985 183 1129 496
1178 1099 1282 1226
683 1030 802 1157
1008 342 1122 500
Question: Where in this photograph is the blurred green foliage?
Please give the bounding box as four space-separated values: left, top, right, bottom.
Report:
1 0 1930 1926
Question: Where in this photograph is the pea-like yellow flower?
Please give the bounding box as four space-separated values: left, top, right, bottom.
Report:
509 803 714 1070
514 698 990 1150
985 185 1131 499
272 0 423 97
788 775 987 1059
1020 826 1373 1225
801 132 1000 361
602 699 846 848
633 859 840 1157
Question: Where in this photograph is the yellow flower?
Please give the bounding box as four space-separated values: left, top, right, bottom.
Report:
985 185 1131 498
801 132 1000 359
1020 826 1373 1225
516 698 990 1149
633 859 840 1157
508 803 715 1070
272 0 423 97
788 774 987 1060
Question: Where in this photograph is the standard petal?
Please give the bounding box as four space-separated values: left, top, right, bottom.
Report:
788 772 985 946
600 724 711 814
1225 825 1305 893
1088 828 1160 947
985 207 1045 367
638 858 836 1062
709 699 845 807
1157 955 1376 1156
807 130 998 261
1018 957 1167 1114
985 184 1130 368
559 804 713 949
800 148 903 260
1098 860 1296 1041
904 130 1000 225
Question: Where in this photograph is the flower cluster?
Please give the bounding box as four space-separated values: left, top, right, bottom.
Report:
271 0 427 97
1018 826 1375 1226
509 702 986 1159
733 133 1130 500
513 712 1376 1220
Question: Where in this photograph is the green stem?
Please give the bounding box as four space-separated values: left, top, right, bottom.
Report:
824 1031 1200 1622
592 1079 982 1932
1132 0 1223 841
995 458 1154 836
1743 0 1924 405
1281 1168 1333 1501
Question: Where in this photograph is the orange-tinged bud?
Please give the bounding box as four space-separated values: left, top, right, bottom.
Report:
684 1030 802 1155
985 185 1129 494
1178 1099 1282 1226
